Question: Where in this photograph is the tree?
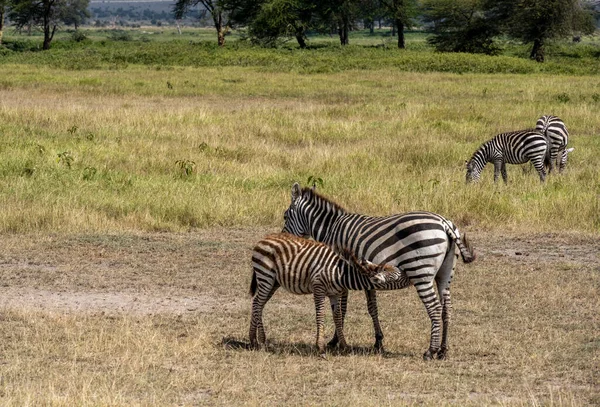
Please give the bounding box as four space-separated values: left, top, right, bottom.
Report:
62 0 90 30
422 0 501 55
9 0 90 49
0 0 7 45
380 0 418 48
491 0 596 62
245 0 314 48
174 0 231 46
317 0 359 45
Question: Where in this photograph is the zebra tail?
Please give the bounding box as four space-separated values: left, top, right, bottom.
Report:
457 233 476 263
249 270 258 297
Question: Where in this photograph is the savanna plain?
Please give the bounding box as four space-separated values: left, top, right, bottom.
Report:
0 30 599 406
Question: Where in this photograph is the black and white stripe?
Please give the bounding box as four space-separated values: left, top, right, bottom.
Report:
282 184 475 360
249 233 408 355
466 129 548 183
535 115 570 173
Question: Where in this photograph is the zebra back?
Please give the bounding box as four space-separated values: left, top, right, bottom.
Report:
251 233 404 295
466 129 548 182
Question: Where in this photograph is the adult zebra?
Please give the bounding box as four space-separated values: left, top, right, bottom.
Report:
282 184 475 360
535 115 570 173
466 129 548 183
250 233 408 356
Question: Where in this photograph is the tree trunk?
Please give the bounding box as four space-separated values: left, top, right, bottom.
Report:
0 9 4 45
530 38 544 62
295 28 307 49
338 16 349 45
395 19 405 49
213 9 226 46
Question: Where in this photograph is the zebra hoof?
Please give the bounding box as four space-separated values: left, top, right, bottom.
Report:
437 349 448 360
327 337 339 349
423 349 435 361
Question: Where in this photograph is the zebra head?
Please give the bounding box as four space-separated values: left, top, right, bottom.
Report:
350 253 404 285
281 183 311 237
465 159 480 183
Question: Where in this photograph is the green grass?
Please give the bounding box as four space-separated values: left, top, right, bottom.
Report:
0 61 599 233
1 28 599 75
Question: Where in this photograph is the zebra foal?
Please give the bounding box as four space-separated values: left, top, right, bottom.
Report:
249 233 408 356
466 129 548 183
282 184 476 360
535 115 571 173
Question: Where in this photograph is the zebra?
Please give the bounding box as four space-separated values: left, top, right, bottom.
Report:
535 115 570 173
282 184 476 360
249 233 409 356
465 129 548 183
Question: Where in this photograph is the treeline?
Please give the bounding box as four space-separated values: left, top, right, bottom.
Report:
0 0 598 61
174 0 599 62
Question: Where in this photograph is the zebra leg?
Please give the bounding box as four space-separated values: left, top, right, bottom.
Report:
500 162 508 184
493 160 502 183
327 292 348 348
249 283 279 349
435 245 457 360
365 289 384 352
313 288 328 356
531 157 547 182
330 295 349 352
414 279 443 360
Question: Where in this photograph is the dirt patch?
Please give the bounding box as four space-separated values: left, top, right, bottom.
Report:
0 228 597 316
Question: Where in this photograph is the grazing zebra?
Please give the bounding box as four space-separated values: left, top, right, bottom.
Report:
535 115 570 173
249 233 408 356
466 129 548 183
282 184 476 360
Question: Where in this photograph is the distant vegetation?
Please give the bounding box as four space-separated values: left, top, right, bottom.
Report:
1 29 599 76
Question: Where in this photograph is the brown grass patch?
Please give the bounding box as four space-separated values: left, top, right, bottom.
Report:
0 229 598 405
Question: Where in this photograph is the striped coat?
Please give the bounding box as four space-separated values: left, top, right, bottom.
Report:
249 233 408 355
536 115 570 173
282 185 475 360
466 129 548 183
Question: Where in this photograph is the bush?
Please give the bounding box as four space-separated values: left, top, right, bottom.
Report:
71 31 88 43
108 30 133 42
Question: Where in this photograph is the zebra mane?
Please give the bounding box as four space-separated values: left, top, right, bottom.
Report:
300 187 347 214
337 246 398 280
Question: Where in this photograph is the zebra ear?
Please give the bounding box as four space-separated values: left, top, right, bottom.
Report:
291 182 302 202
566 147 574 153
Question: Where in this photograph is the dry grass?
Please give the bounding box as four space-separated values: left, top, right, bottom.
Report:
0 65 599 233
0 229 598 406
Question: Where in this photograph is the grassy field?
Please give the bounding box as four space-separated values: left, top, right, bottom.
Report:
0 30 599 405
0 230 598 406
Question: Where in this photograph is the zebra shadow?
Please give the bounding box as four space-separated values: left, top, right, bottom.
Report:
220 336 413 358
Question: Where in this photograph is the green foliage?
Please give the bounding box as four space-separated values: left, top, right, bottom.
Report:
57 151 74 168
175 159 196 177
422 0 501 55
107 30 133 42
70 30 88 42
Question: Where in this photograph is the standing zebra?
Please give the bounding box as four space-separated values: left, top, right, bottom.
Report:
249 233 408 356
466 129 548 183
535 115 570 173
282 184 476 360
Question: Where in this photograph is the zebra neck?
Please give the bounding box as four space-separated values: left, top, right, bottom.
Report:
470 147 490 173
340 261 374 291
307 197 346 243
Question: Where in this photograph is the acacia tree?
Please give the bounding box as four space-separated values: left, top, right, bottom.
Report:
62 0 90 30
245 0 314 48
0 0 7 45
380 0 418 48
174 0 231 46
9 0 89 49
495 0 596 62
422 0 501 54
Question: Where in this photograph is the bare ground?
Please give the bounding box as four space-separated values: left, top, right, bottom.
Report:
1 229 597 315
0 228 598 406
